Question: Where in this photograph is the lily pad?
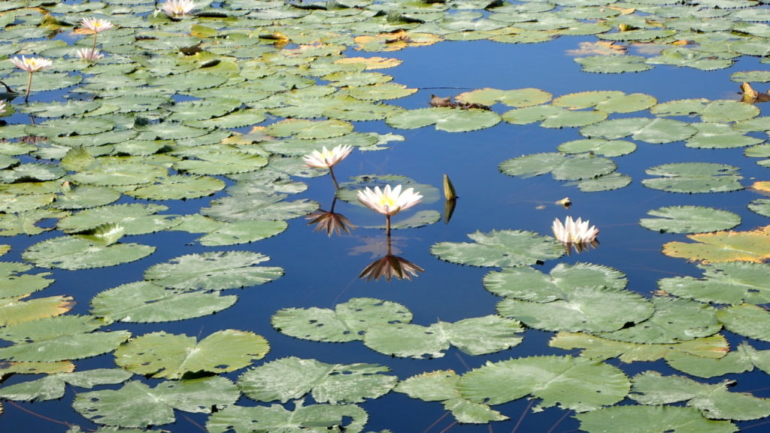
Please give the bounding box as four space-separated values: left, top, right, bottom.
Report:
431 230 564 268
640 206 741 233
144 251 283 291
642 163 742 193
115 330 268 379
206 401 368 433
576 405 738 433
663 226 770 263
238 357 396 404
658 262 770 305
23 236 155 270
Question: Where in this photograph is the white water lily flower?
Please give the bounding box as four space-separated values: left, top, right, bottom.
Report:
80 17 113 33
0 100 5 114
357 184 423 217
10 56 53 73
76 48 104 61
163 0 196 17
552 216 599 244
303 144 353 169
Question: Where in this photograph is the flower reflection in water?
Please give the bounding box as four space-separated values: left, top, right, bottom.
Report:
359 253 424 282
306 197 355 237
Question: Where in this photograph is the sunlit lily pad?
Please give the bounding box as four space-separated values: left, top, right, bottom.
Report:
272 297 412 343
630 371 770 421
144 251 283 291
124 175 226 200
0 263 53 298
642 163 742 193
558 139 636 157
364 316 524 359
640 206 740 233
572 172 632 192
202 194 319 222
575 54 653 73
23 236 155 270
651 99 760 123
658 262 770 305
663 226 770 263
52 186 121 210
666 342 770 379
497 285 653 333
457 355 629 412
717 304 770 342
0 322 130 363
581 117 696 143
550 332 729 363
500 152 617 181
115 330 268 379
685 123 763 149
395 370 508 424
0 369 131 402
206 401 367 433
90 281 237 323
431 230 564 267
596 297 721 344
501 105 607 128
238 357 396 404
386 107 501 132
0 296 74 327
74 377 239 428
455 87 553 107
57 203 178 235
484 262 627 301
576 405 738 433
197 220 288 246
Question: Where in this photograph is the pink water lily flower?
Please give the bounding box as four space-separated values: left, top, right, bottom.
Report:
357 185 423 217
76 48 104 61
163 0 196 17
552 216 599 244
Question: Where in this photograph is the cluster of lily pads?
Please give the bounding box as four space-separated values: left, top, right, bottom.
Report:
2 0 770 432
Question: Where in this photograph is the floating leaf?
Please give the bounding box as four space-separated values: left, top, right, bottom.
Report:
717 304 770 342
500 152 616 181
658 262 770 305
457 355 629 412
640 206 740 233
90 281 237 323
651 99 760 123
272 298 412 343
197 220 288 246
497 285 653 333
0 296 74 327
0 368 131 402
206 401 367 433
124 175 225 201
455 87 552 107
574 54 653 73
663 226 770 263
580 117 696 143
484 262 627 301
144 251 283 291
643 163 742 194
431 230 564 268
395 370 507 424
0 263 53 298
115 330 268 379
363 316 524 359
557 138 636 157
630 371 770 421
666 342 770 378
596 297 720 344
238 357 396 404
73 377 239 428
576 405 738 433
386 107 500 132
550 332 729 363
23 236 155 270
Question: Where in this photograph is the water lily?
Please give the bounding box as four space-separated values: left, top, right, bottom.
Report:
10 56 53 103
303 144 353 189
357 185 422 217
76 48 104 61
163 0 196 17
0 100 5 114
552 216 599 244
80 17 113 33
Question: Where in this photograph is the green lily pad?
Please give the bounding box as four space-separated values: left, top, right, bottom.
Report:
576 405 738 433
22 236 155 270
197 220 288 246
206 401 368 433
630 371 770 421
144 251 283 291
73 377 240 428
431 230 564 268
557 138 636 157
666 341 770 378
717 304 770 342
640 206 741 233
575 54 653 73
272 297 412 343
597 297 721 344
0 368 131 402
651 99 760 123
124 175 226 200
90 281 237 323
580 117 697 143
363 315 524 359
499 152 616 181
0 263 53 298
56 203 178 235
484 262 627 301
386 107 501 132
115 330 268 379
497 285 653 333
642 163 743 193
457 355 629 412
238 357 396 404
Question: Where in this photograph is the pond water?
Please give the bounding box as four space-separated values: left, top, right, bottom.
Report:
3 0 770 432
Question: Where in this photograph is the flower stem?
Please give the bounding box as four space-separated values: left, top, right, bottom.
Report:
24 72 32 103
92 33 98 52
385 215 392 253
328 166 340 190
